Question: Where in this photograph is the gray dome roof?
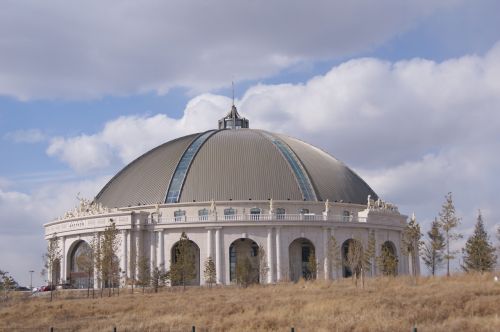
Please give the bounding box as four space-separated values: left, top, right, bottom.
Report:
95 129 377 207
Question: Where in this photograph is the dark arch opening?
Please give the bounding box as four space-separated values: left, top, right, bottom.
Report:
380 241 398 276
229 238 260 284
288 238 316 281
69 240 94 289
170 239 200 286
342 239 363 278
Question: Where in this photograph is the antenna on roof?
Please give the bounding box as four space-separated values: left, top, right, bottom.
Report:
232 81 235 106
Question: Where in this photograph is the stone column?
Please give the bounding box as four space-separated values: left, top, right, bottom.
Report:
323 228 330 280
267 228 274 283
134 229 141 278
121 230 128 281
159 230 165 271
93 232 100 288
126 230 132 278
150 231 156 271
164 232 171 272
207 229 213 258
331 228 337 279
215 228 222 284
60 236 66 284
275 227 281 282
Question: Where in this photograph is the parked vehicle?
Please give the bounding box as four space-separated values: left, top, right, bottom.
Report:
40 285 55 292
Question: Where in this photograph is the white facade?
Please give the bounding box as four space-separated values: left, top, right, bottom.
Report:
44 199 418 287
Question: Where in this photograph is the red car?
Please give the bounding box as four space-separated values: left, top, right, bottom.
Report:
40 285 55 292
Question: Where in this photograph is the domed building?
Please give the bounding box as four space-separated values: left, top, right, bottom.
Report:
44 105 418 288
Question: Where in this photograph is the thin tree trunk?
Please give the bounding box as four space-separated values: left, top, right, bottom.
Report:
446 238 450 277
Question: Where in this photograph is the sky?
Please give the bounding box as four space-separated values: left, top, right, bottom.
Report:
1 0 500 286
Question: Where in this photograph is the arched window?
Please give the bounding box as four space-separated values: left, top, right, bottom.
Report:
224 207 236 220
343 210 351 222
250 207 261 220
276 208 286 220
198 208 209 221
174 209 186 222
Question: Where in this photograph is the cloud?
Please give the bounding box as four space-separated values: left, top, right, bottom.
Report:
46 94 229 172
44 42 500 245
4 129 46 143
0 176 109 286
0 0 459 100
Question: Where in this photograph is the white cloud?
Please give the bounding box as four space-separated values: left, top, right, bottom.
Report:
0 0 460 100
0 176 108 286
44 42 500 243
4 129 46 143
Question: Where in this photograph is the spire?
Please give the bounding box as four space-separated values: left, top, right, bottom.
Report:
218 83 249 129
232 81 235 107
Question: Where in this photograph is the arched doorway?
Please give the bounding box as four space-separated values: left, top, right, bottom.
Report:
380 241 398 276
229 238 260 285
170 238 200 286
69 240 93 289
288 238 316 281
342 239 363 278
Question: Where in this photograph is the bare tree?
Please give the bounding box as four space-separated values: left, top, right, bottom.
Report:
258 244 269 284
402 214 423 282
327 236 342 280
151 264 168 293
363 231 376 280
345 239 363 287
203 256 216 288
0 270 17 301
127 250 138 294
75 242 94 298
100 222 120 297
421 218 445 276
42 233 62 301
137 254 150 293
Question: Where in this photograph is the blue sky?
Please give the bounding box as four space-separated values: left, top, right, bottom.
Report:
1 0 500 286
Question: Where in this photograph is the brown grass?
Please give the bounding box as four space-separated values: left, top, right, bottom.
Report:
1 273 500 332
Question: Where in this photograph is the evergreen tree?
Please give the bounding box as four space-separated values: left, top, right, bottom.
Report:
203 256 216 288
437 192 462 277
170 232 196 290
462 211 497 273
306 251 318 280
377 243 398 276
235 255 252 287
402 213 422 280
421 218 445 276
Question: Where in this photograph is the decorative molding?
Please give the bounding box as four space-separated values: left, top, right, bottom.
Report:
367 195 399 213
57 194 115 220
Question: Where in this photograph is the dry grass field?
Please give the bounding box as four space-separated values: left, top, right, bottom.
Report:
1 273 500 332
